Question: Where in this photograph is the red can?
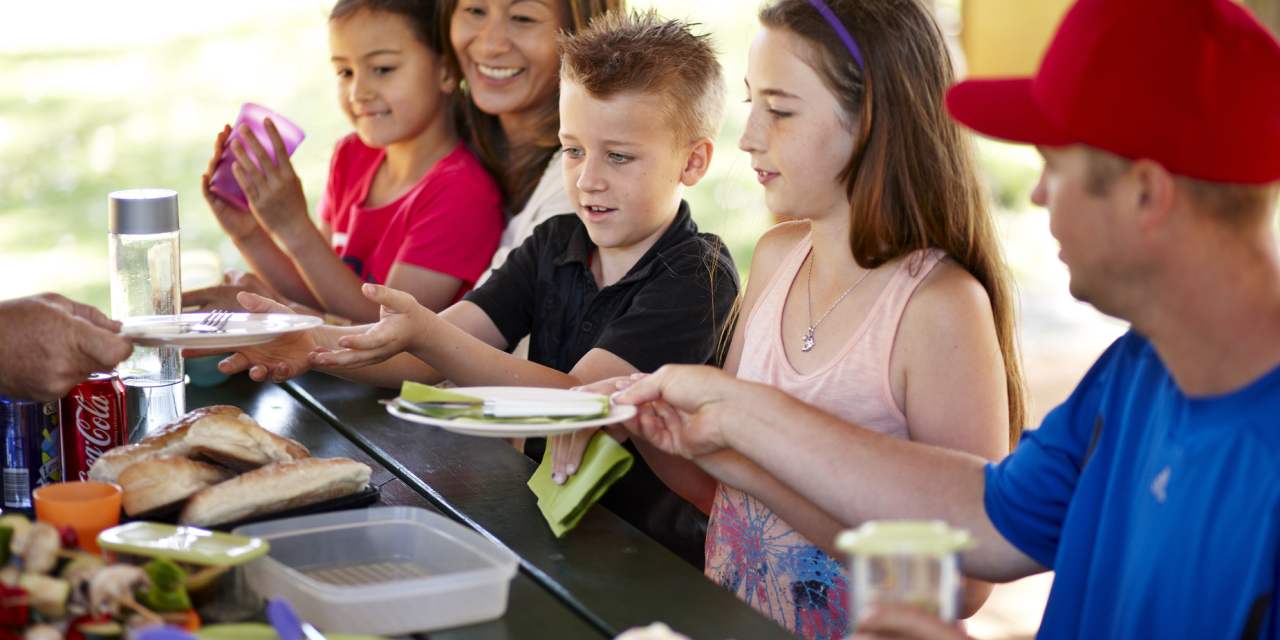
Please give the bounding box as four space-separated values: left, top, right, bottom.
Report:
59 373 128 482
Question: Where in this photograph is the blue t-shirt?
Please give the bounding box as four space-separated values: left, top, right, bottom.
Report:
985 331 1280 639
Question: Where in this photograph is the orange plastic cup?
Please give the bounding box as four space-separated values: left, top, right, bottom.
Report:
33 481 122 554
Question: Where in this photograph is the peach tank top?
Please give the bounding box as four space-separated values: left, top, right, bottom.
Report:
704 233 944 640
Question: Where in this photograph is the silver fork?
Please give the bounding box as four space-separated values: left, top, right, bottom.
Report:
188 309 232 333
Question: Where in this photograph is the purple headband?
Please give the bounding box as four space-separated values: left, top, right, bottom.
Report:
806 0 865 69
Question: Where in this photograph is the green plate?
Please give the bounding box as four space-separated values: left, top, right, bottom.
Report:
97 522 269 566
197 624 382 640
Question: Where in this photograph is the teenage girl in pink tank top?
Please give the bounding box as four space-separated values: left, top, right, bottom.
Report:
590 2 1029 637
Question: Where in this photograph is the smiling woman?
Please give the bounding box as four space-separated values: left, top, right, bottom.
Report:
439 0 623 280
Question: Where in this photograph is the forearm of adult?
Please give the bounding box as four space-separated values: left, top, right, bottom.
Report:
232 226 322 308
278 223 381 322
723 385 1039 582
632 438 719 514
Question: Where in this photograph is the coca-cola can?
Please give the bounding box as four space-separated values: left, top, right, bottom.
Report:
59 372 128 482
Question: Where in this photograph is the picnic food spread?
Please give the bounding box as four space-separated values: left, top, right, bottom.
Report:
0 512 206 640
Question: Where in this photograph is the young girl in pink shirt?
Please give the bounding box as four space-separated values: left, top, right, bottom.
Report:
196 0 503 322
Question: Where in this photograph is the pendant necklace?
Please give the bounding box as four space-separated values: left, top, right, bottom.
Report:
801 253 871 353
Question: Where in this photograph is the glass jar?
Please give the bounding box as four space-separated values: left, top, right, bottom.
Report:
837 519 974 624
108 188 185 439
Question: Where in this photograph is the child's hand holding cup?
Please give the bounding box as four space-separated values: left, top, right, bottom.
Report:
208 103 305 212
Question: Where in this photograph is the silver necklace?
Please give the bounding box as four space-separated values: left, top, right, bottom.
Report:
802 253 872 353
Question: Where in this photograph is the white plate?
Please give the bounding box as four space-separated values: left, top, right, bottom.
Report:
386 386 638 437
121 313 323 349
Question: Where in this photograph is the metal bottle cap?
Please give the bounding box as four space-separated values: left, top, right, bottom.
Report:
108 189 180 235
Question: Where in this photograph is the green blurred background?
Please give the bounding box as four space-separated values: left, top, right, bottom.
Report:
0 0 1042 310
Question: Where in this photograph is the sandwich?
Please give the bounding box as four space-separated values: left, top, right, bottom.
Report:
179 458 372 527
118 457 232 517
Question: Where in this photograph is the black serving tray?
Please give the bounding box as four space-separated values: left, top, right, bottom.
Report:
130 484 381 532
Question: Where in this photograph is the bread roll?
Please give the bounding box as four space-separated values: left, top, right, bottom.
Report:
146 405 242 448
87 441 167 484
183 411 310 471
179 458 372 527
119 457 231 516
86 405 268 482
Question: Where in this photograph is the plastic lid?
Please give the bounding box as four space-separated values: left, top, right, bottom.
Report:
109 188 179 234
97 521 269 566
836 520 974 557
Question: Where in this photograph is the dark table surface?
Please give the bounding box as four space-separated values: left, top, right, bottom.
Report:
279 374 793 640
185 377 605 640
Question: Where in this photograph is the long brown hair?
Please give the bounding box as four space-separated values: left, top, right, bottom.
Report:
437 0 622 213
760 0 1027 446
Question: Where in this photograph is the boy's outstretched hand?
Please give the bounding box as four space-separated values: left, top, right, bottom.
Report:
203 292 317 382
309 284 423 369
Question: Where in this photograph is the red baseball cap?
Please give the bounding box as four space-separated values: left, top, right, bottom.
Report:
946 0 1280 185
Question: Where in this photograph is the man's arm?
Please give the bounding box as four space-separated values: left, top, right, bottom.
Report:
619 367 1045 582
729 388 1042 581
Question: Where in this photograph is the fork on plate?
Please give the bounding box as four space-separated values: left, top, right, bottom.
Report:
188 309 232 333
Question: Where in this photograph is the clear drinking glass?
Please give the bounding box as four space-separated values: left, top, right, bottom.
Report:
837 520 974 627
108 189 185 440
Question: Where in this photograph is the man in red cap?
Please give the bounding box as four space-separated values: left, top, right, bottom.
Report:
609 0 1280 637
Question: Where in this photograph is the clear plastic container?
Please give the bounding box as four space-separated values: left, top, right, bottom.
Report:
836 520 974 624
233 507 518 635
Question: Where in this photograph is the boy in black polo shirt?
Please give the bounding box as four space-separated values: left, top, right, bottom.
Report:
224 10 736 565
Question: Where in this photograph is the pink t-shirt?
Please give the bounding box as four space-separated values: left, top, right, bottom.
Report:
319 134 503 301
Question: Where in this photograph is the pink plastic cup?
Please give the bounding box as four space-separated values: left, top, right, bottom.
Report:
208 102 305 211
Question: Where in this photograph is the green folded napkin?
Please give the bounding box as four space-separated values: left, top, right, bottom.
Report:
397 381 609 424
527 432 634 537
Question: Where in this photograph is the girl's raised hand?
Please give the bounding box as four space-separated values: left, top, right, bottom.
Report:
309 284 425 369
202 125 262 241
229 118 309 237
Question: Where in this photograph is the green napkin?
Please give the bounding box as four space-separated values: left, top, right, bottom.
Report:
397 381 610 424
527 432 634 537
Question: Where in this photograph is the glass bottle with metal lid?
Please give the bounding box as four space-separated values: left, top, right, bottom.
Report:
837 519 974 624
108 188 184 439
